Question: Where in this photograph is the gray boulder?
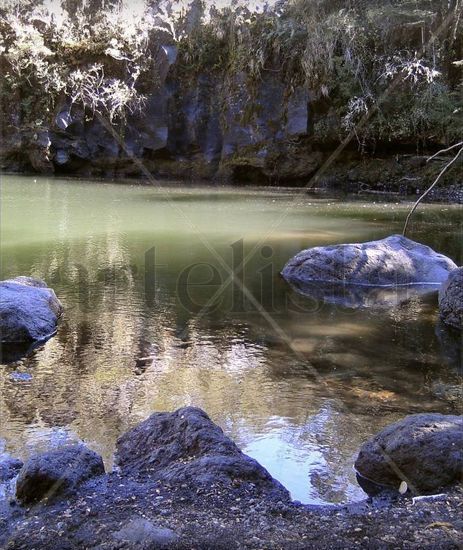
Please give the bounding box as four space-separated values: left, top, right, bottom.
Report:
16 444 104 504
355 413 463 495
282 235 456 287
439 267 462 330
281 235 457 307
0 277 63 344
115 407 289 498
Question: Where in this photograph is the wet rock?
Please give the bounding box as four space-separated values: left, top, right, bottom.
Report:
0 455 23 482
167 74 223 165
431 382 463 408
55 149 70 165
55 110 73 130
0 277 63 344
28 147 54 174
281 235 457 306
439 267 462 330
115 407 289 498
113 518 178 548
435 320 462 372
16 444 105 504
355 413 463 495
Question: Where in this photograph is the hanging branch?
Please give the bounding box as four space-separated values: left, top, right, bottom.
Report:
402 141 463 237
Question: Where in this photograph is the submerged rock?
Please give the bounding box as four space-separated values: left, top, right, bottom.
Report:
0 277 62 345
439 267 462 330
281 235 457 307
115 406 289 499
355 413 463 495
16 444 104 504
435 320 462 372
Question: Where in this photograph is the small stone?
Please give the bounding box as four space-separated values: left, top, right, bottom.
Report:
113 518 178 548
16 444 104 504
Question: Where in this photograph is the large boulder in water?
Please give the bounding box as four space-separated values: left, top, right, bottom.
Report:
0 277 62 344
281 235 456 308
16 444 105 504
115 407 289 499
282 235 456 287
355 414 463 495
439 267 462 330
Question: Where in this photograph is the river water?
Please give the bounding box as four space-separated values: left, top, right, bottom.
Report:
0 175 461 504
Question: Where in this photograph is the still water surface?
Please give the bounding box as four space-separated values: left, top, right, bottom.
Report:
1 175 461 504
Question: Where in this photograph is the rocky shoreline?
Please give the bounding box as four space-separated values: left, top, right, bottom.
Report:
2 153 462 205
0 407 462 549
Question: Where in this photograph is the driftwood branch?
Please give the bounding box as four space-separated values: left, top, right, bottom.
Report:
402 144 463 237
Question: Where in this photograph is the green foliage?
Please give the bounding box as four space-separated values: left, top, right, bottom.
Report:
0 1 155 127
171 0 461 145
0 0 461 147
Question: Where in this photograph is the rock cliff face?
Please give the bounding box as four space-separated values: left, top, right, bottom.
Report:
1 0 461 188
0 46 327 183
1 52 460 191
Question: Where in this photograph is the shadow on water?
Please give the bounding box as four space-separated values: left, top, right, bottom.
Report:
0 339 51 365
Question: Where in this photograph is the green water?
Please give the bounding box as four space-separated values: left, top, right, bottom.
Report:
0 175 461 504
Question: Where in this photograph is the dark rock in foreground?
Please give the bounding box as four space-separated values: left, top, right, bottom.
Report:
281 235 457 308
116 407 289 499
0 277 63 345
439 267 462 330
2 408 463 548
16 444 105 504
355 413 463 495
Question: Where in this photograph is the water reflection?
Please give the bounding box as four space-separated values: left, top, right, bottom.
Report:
285 279 442 309
0 176 461 504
